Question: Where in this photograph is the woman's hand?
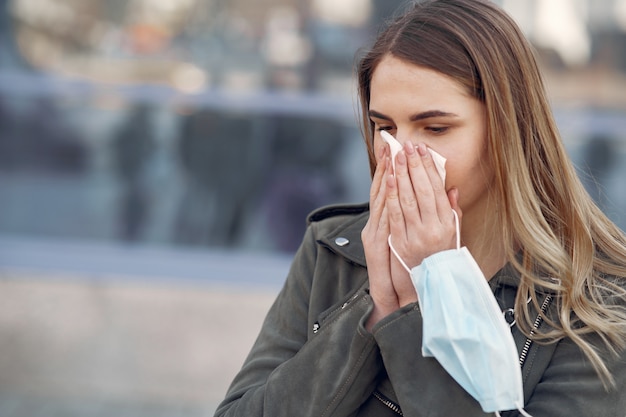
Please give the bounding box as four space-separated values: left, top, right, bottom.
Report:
363 141 462 330
362 146 398 330
386 141 462 306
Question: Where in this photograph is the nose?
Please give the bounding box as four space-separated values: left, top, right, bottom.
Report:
394 131 418 150
393 130 409 145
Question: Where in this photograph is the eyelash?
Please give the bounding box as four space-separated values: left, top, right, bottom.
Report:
374 125 449 134
427 126 449 134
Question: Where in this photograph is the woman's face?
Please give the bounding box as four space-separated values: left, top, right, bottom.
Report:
369 54 494 219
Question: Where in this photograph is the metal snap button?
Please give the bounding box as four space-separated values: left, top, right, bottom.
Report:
503 308 516 327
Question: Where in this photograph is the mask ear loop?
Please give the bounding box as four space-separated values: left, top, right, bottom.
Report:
452 209 460 250
388 209 460 274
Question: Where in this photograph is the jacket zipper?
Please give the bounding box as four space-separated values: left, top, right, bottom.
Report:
519 294 553 367
373 390 403 416
312 291 361 334
371 294 553 414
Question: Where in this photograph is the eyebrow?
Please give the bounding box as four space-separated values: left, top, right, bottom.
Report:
369 109 459 122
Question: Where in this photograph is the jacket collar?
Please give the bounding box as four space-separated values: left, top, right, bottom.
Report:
489 262 521 291
315 210 525 294
317 211 369 268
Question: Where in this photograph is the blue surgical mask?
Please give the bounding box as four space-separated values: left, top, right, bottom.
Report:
389 210 533 416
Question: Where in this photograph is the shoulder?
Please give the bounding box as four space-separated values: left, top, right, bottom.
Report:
307 202 369 226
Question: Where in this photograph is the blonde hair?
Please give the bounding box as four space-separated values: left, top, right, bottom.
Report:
357 0 626 386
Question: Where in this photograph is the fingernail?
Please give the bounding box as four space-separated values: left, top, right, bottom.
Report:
417 143 428 157
405 141 415 154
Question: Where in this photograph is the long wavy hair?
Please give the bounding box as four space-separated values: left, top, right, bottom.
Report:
357 0 626 386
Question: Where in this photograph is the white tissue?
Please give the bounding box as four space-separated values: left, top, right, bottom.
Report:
380 130 446 183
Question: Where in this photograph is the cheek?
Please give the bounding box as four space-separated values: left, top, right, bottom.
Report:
443 128 490 185
444 150 493 200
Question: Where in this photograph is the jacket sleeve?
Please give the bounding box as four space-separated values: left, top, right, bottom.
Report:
373 303 626 417
213 223 383 417
372 304 492 417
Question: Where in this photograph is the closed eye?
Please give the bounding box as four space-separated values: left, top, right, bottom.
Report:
426 126 450 134
372 122 394 132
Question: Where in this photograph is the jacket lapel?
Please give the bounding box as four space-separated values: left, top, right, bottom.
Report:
316 211 369 268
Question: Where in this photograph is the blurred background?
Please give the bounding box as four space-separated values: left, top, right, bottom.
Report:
0 0 625 416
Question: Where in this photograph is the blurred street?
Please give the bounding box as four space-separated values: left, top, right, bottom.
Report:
0 240 290 417
0 273 278 417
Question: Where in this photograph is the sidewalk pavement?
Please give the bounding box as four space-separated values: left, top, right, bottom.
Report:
0 269 279 417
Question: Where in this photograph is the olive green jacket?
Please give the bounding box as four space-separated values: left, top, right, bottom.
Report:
214 203 626 417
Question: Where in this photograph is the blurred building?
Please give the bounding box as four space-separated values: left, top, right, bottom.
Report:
1 0 625 256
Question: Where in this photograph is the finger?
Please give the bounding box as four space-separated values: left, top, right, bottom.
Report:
369 149 389 222
378 204 390 239
415 143 451 221
390 259 418 307
385 169 407 240
371 146 387 196
401 142 435 222
395 144 421 230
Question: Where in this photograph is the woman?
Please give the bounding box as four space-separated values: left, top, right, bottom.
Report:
214 0 626 416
